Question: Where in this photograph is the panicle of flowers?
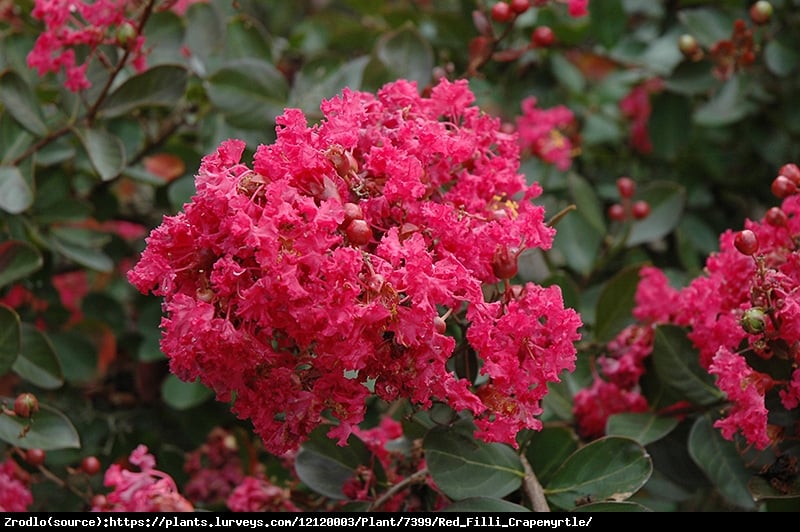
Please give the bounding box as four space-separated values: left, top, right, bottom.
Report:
0 456 33 512
27 0 148 91
91 445 193 512
515 96 579 171
128 77 582 455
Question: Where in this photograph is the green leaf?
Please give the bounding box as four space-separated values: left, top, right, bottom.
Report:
206 58 289 130
749 473 800 501
693 76 752 127
0 112 34 164
544 436 652 510
374 24 434 88
225 16 273 62
764 35 799 78
0 398 80 450
626 181 686 247
567 173 605 234
161 375 214 410
73 127 126 181
49 331 98 385
99 65 189 118
677 8 735 47
440 497 532 512
0 304 21 375
295 426 385 500
688 415 756 509
551 206 603 277
593 264 642 343
572 501 653 512
524 426 580 486
606 413 679 446
289 56 370 119
424 423 523 501
589 0 626 49
651 324 723 406
48 234 114 273
12 325 63 390
648 92 692 160
0 70 48 136
550 52 585 94
0 165 33 214
0 240 43 288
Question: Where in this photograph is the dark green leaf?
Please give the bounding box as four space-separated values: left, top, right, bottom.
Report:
0 398 80 450
688 415 756 509
99 65 189 118
524 426 580 486
651 325 723 406
441 497 532 512
545 436 652 510
289 56 370 118
0 70 48 136
73 127 126 181
764 36 799 77
0 304 20 375
48 234 114 273
626 181 686 247
0 112 34 164
184 2 225 71
0 165 33 214
550 52 585 94
693 76 752 127
567 173 605 234
49 331 98 385
648 92 691 160
593 264 642 343
225 16 273 62
677 8 735 47
295 426 385 500
606 413 679 446
0 240 43 288
589 0 626 49
551 207 603 277
161 375 214 410
424 423 523 500
749 474 800 501
374 24 433 88
12 324 63 390
206 58 289 130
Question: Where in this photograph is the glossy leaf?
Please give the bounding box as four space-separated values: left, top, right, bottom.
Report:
48 234 114 273
593 264 642 343
0 304 20 375
524 426 580 486
651 325 723 406
73 127 126 181
0 398 80 450
12 325 64 390
0 165 33 214
0 70 48 136
626 181 686 247
99 65 189 118
441 497 531 512
161 375 214 411
545 437 652 510
0 240 42 288
295 426 385 500
688 415 756 510
424 424 523 501
606 412 679 446
207 58 289 130
374 24 433 88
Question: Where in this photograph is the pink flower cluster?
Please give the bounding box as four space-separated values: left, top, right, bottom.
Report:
91 445 193 512
515 96 578 171
27 0 147 91
574 163 800 449
227 476 299 512
183 427 247 508
0 457 33 512
619 78 664 154
128 78 582 455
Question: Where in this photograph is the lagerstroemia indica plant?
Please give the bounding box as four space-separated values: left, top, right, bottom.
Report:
127 78 582 456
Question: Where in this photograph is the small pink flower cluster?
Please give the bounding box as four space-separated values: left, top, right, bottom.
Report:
183 427 247 508
619 78 664 154
91 445 193 512
515 96 578 171
27 0 147 91
227 476 299 512
128 78 582 455
574 163 800 450
0 457 33 512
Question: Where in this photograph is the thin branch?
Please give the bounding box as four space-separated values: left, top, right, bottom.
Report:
519 451 550 512
367 467 429 512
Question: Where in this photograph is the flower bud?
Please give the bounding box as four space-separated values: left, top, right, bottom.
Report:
740 307 767 334
14 393 39 418
115 22 138 48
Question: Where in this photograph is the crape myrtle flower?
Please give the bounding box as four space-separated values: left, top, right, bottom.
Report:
128 78 582 455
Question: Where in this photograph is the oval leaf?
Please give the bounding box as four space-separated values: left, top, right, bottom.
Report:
207 58 289 130
525 426 580 486
606 412 679 446
545 436 652 510
593 264 643 343
693 76 752 127
0 70 48 136
626 181 686 247
47 234 114 273
374 24 434 88
0 165 34 214
99 64 189 118
424 423 523 501
0 304 21 375
688 415 756 509
12 324 64 390
0 240 43 288
73 127 126 181
161 374 214 410
0 398 80 450
295 426 385 500
441 497 532 512
651 324 723 405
